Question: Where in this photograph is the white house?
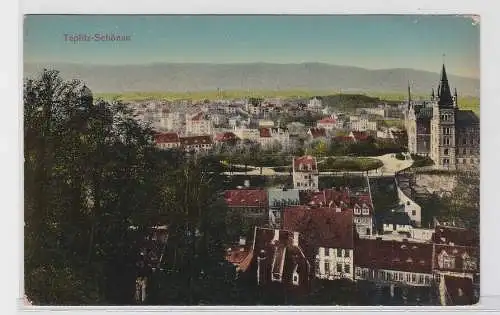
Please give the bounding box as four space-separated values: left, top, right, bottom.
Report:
283 206 355 281
307 97 323 113
185 112 213 135
349 118 378 132
258 128 290 150
292 155 319 191
396 185 422 226
233 127 260 141
316 116 338 131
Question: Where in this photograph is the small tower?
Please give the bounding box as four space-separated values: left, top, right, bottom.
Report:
431 88 435 101
430 63 456 170
454 88 458 107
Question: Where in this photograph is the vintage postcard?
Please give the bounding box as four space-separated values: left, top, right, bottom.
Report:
23 15 480 306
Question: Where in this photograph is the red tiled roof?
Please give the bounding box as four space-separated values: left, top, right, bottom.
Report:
293 155 317 172
443 276 475 305
226 245 253 270
283 206 354 250
308 127 327 138
354 238 433 273
298 189 351 208
224 189 268 208
259 128 271 138
154 132 180 144
433 226 479 247
215 132 239 142
179 135 213 146
318 117 336 124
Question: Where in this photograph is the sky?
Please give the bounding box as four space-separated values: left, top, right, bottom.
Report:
23 15 480 78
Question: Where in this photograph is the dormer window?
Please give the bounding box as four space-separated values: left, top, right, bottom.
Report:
362 207 369 215
292 265 299 286
354 207 361 215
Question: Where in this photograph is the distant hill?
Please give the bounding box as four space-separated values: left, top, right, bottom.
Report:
23 62 480 97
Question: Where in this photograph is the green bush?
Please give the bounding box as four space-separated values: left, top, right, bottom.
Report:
395 153 405 160
319 157 383 172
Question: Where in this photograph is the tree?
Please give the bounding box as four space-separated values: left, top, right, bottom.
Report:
24 69 165 304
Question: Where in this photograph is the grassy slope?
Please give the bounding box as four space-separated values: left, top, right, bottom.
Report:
95 90 480 115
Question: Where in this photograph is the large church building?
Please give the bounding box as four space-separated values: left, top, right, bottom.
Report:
405 64 479 170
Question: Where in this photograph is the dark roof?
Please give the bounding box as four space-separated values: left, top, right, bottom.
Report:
437 64 454 107
383 210 411 226
443 276 475 305
354 238 433 273
155 132 180 144
215 132 239 142
456 110 480 128
251 227 310 288
433 226 479 247
283 206 354 250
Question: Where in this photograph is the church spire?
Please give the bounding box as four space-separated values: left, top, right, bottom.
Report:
437 63 454 106
431 88 435 100
454 88 458 106
407 81 412 109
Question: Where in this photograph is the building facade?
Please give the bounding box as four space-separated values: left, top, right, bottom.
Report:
405 64 480 170
292 156 319 191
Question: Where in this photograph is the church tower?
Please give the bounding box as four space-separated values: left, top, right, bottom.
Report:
405 81 418 154
430 63 457 169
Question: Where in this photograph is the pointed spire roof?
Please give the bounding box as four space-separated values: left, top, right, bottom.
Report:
438 63 454 106
407 81 412 109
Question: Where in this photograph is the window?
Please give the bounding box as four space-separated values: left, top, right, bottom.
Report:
463 148 467 155
399 273 404 281
412 210 416 216
337 263 342 273
406 274 411 282
324 262 330 274
354 207 361 215
345 264 350 273
344 250 349 258
418 275 424 284
337 249 342 258
425 276 431 285
292 273 299 285
444 149 449 155
443 137 450 145
412 274 417 282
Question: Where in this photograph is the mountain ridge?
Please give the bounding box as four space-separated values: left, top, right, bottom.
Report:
23 62 480 96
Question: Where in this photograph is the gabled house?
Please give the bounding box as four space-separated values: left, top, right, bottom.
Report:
224 189 269 227
354 238 434 288
246 227 311 294
179 135 213 153
292 156 319 191
283 206 355 281
154 132 181 149
317 116 338 131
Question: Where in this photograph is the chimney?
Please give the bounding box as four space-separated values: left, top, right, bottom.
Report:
239 236 246 246
293 232 299 246
244 180 250 188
